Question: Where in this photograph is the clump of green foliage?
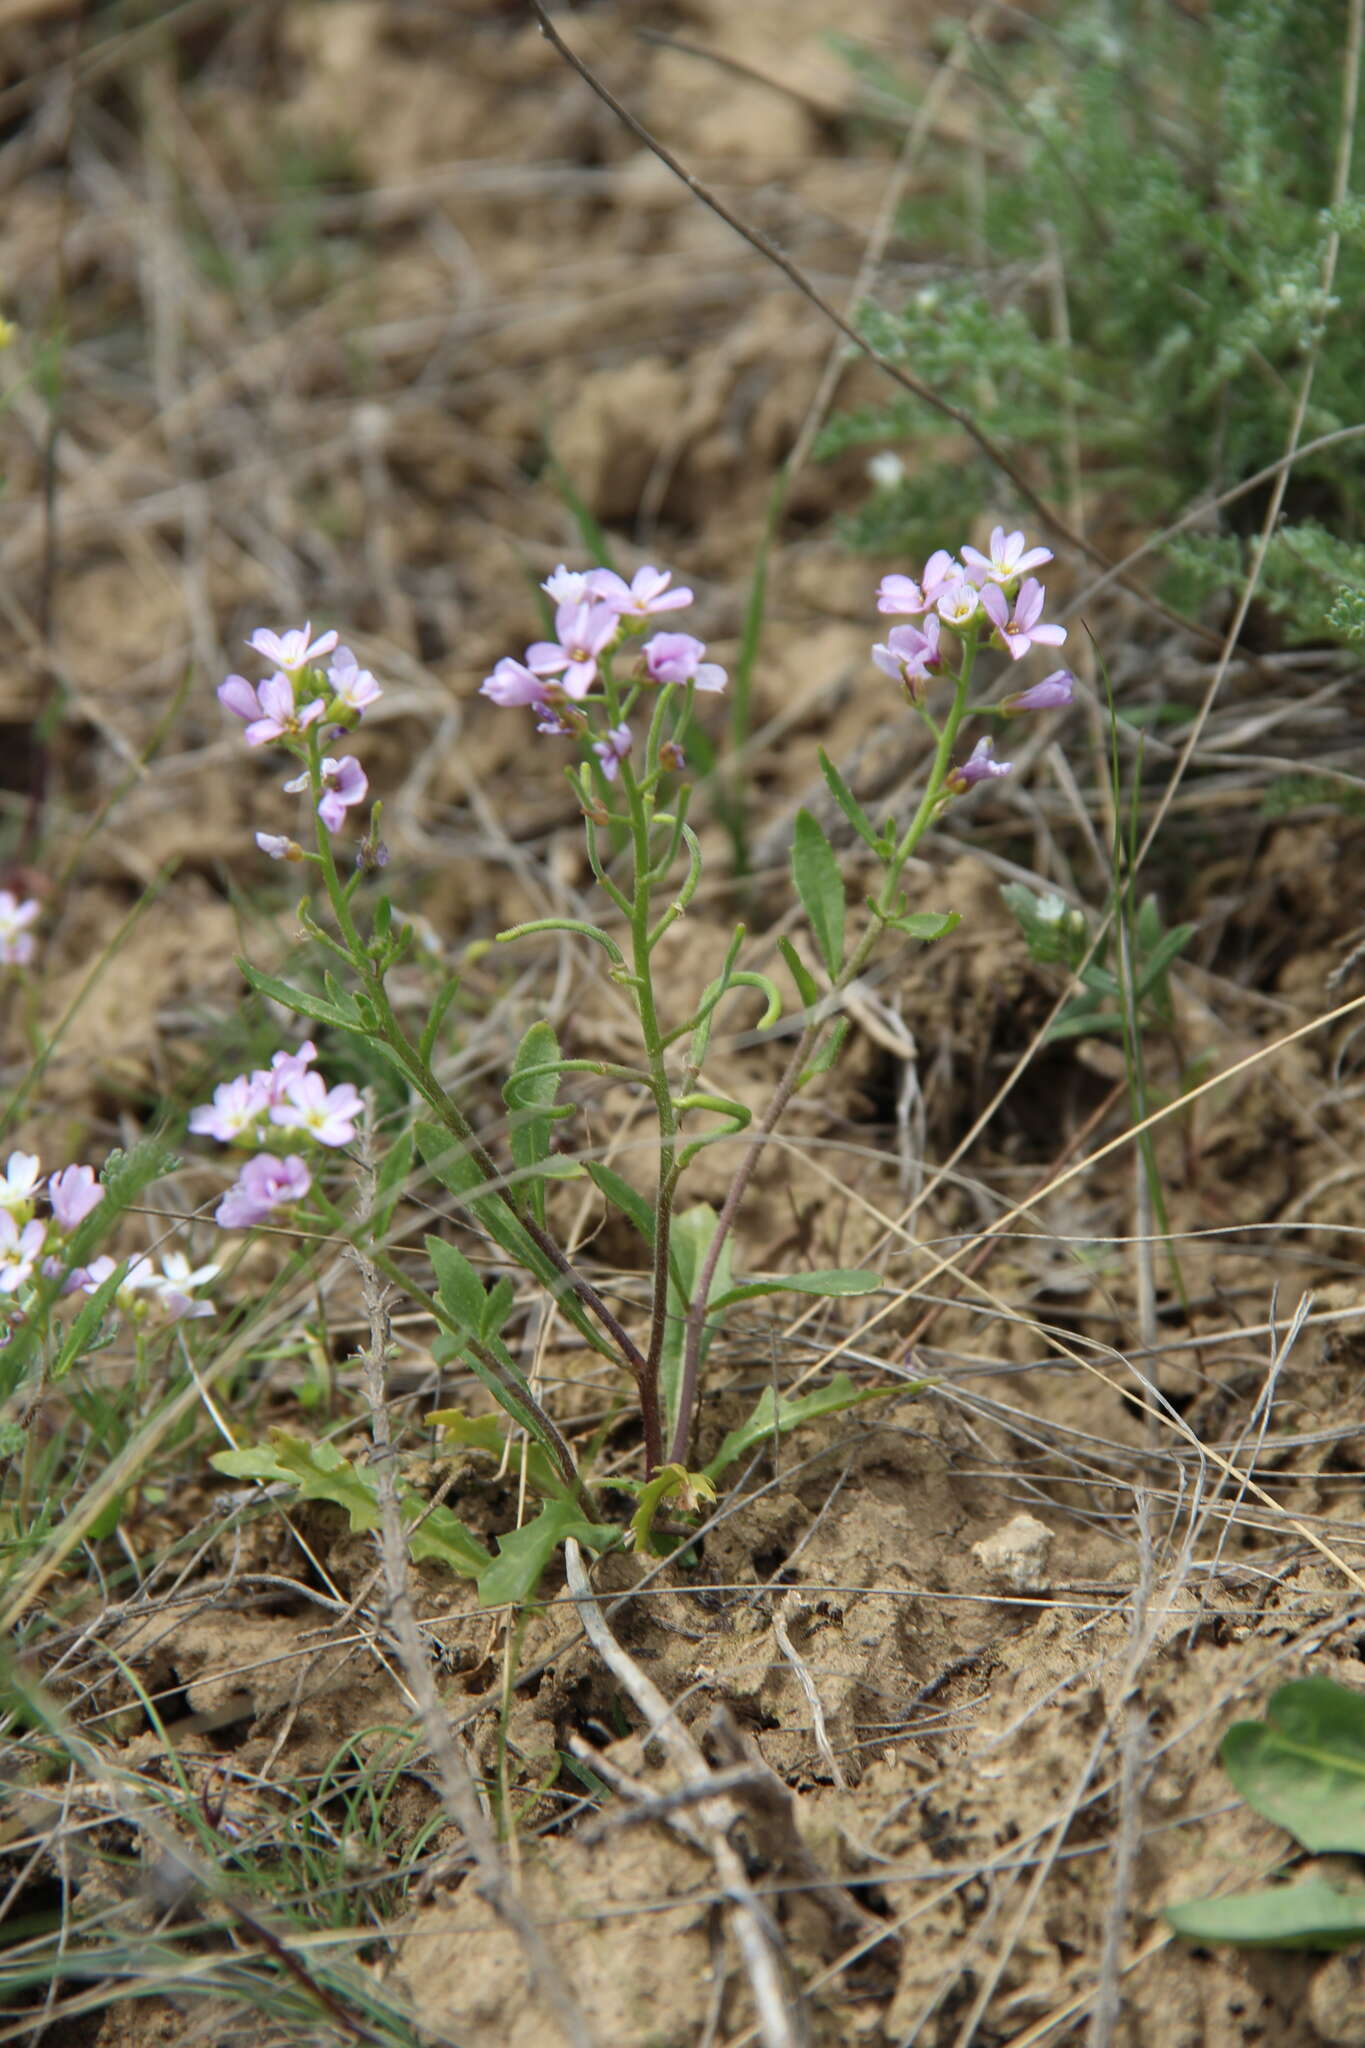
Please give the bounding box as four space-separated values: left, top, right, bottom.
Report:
826 0 1365 642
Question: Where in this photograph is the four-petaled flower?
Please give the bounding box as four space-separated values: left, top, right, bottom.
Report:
642 633 727 692
270 1072 363 1148
284 756 368 832
592 724 633 782
0 890 39 967
215 1153 313 1230
587 565 694 619
189 1074 270 1143
876 574 926 616
248 623 338 674
0 1212 46 1294
872 618 942 700
1003 669 1074 714
981 578 1067 662
49 1165 103 1230
526 601 621 699
480 656 553 709
935 578 984 631
230 671 327 747
327 647 382 715
948 737 1013 793
0 1152 42 1215
961 527 1054 587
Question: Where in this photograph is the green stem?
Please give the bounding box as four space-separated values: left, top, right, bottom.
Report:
303 749 653 1396
666 637 981 1466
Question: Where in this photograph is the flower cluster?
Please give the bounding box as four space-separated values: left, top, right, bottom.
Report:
218 625 381 858
0 889 39 968
872 528 1074 795
189 1040 362 1230
0 1147 216 1326
480 563 726 783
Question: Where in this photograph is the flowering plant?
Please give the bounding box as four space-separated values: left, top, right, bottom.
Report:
207 531 1073 1600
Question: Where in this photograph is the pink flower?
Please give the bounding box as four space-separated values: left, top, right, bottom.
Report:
49 1165 102 1230
872 618 942 700
215 1152 312 1230
0 1212 46 1293
526 600 620 699
1003 669 1074 714
961 527 1053 587
642 632 727 692
922 550 961 600
189 1074 271 1143
258 1042 318 1106
981 579 1066 662
255 833 301 861
481 656 553 709
327 647 382 715
935 578 984 631
317 756 368 832
876 574 927 616
542 565 593 606
0 890 38 968
587 565 693 619
0 1152 42 1215
947 737 1013 794
284 757 368 832
217 674 261 720
270 1072 363 1147
248 623 338 674
591 724 632 782
241 671 327 747
66 1254 117 1297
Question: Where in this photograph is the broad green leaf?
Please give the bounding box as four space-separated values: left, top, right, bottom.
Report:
213 1431 380 1532
407 1502 490 1577
1165 1876 1365 1950
503 1020 569 1226
818 749 883 853
476 1499 618 1609
704 1372 902 1482
710 1268 881 1313
211 1430 489 1575
791 809 845 977
428 1406 564 1499
427 1408 505 1456
1220 1678 1365 1854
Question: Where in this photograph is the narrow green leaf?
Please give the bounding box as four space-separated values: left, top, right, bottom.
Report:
1134 921 1195 997
661 1203 735 1449
239 962 358 1031
586 1161 655 1246
1165 1876 1365 1950
777 936 820 1010
426 1235 488 1338
883 910 961 943
797 1016 849 1087
818 749 882 852
370 1129 413 1240
481 1274 517 1339
792 809 845 977
1220 1678 1365 1854
476 1499 618 1610
703 1372 901 1483
52 1259 128 1382
710 1269 881 1314
503 1021 566 1225
414 1120 603 1352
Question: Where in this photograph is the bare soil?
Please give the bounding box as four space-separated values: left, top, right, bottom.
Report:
3 5 1365 2047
